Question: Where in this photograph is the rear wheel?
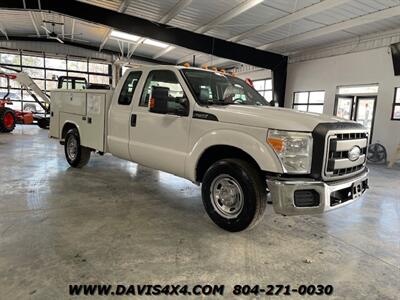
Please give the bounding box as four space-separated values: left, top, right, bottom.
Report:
0 107 16 133
64 128 91 168
201 158 267 232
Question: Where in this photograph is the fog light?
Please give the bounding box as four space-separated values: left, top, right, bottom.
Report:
294 190 320 207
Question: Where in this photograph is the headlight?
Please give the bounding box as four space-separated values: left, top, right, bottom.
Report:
267 130 313 174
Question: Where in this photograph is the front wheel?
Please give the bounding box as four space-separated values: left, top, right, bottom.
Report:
201 159 267 232
64 128 91 168
0 107 16 133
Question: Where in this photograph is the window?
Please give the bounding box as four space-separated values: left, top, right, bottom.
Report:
22 67 44 79
253 78 273 102
0 50 112 117
45 57 66 69
0 88 21 101
59 77 87 90
337 84 379 95
140 70 185 109
22 55 44 67
293 91 325 113
118 71 142 105
0 76 20 89
46 70 66 80
182 69 268 106
392 87 400 120
89 74 110 85
0 53 20 65
89 62 109 74
67 60 87 72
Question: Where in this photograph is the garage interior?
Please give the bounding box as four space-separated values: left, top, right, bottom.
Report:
0 0 399 299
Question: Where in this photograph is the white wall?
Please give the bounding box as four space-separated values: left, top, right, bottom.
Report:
285 47 400 155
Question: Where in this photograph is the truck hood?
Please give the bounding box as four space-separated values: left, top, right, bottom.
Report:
203 105 347 132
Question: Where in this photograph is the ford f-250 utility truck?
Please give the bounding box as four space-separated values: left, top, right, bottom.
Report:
49 65 369 232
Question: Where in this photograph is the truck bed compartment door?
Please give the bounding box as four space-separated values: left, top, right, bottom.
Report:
60 91 86 115
79 93 106 151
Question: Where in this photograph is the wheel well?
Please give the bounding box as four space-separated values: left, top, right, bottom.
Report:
61 122 77 140
196 145 262 182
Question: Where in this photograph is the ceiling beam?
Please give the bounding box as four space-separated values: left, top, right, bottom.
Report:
153 45 175 59
99 0 129 51
127 37 145 58
61 15 65 39
118 0 130 13
159 0 192 24
177 52 203 65
0 22 8 40
0 35 172 65
259 5 400 50
178 0 263 64
154 0 195 66
157 0 193 63
29 11 40 37
195 0 263 34
99 30 111 51
206 57 234 67
40 11 49 37
229 0 352 43
71 19 75 41
0 0 286 70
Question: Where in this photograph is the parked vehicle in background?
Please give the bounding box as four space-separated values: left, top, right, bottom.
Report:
49 65 369 232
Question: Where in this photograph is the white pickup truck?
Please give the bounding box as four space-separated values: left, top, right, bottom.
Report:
49 65 369 232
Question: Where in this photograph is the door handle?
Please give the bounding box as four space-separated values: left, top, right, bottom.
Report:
131 114 137 127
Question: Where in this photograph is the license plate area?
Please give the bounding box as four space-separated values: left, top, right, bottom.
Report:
330 178 368 207
351 178 368 199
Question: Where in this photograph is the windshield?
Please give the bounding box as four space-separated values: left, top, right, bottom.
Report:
182 69 269 106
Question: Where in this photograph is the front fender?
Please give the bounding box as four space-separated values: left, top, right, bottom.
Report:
185 129 283 182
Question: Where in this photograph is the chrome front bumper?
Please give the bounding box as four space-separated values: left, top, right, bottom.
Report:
267 169 369 216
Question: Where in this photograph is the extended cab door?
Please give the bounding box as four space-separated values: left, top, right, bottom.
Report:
128 69 191 177
107 70 142 160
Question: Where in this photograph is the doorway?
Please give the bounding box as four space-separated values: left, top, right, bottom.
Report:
334 95 377 140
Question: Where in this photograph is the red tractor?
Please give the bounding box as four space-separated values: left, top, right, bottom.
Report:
0 73 34 133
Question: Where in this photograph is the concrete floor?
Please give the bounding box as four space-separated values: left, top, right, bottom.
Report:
0 126 399 300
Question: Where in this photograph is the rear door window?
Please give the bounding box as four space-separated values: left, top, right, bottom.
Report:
118 71 142 105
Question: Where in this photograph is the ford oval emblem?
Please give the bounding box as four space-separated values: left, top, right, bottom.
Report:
348 146 361 161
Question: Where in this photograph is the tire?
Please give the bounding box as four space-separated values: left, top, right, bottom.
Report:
0 107 16 133
37 117 49 129
64 128 91 168
201 159 267 232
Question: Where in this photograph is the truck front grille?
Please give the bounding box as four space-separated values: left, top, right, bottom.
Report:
325 132 368 179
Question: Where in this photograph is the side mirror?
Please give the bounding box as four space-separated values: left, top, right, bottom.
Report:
174 97 189 116
149 86 169 114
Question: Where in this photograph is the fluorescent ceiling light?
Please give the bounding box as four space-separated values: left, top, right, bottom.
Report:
143 39 169 48
110 30 141 42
